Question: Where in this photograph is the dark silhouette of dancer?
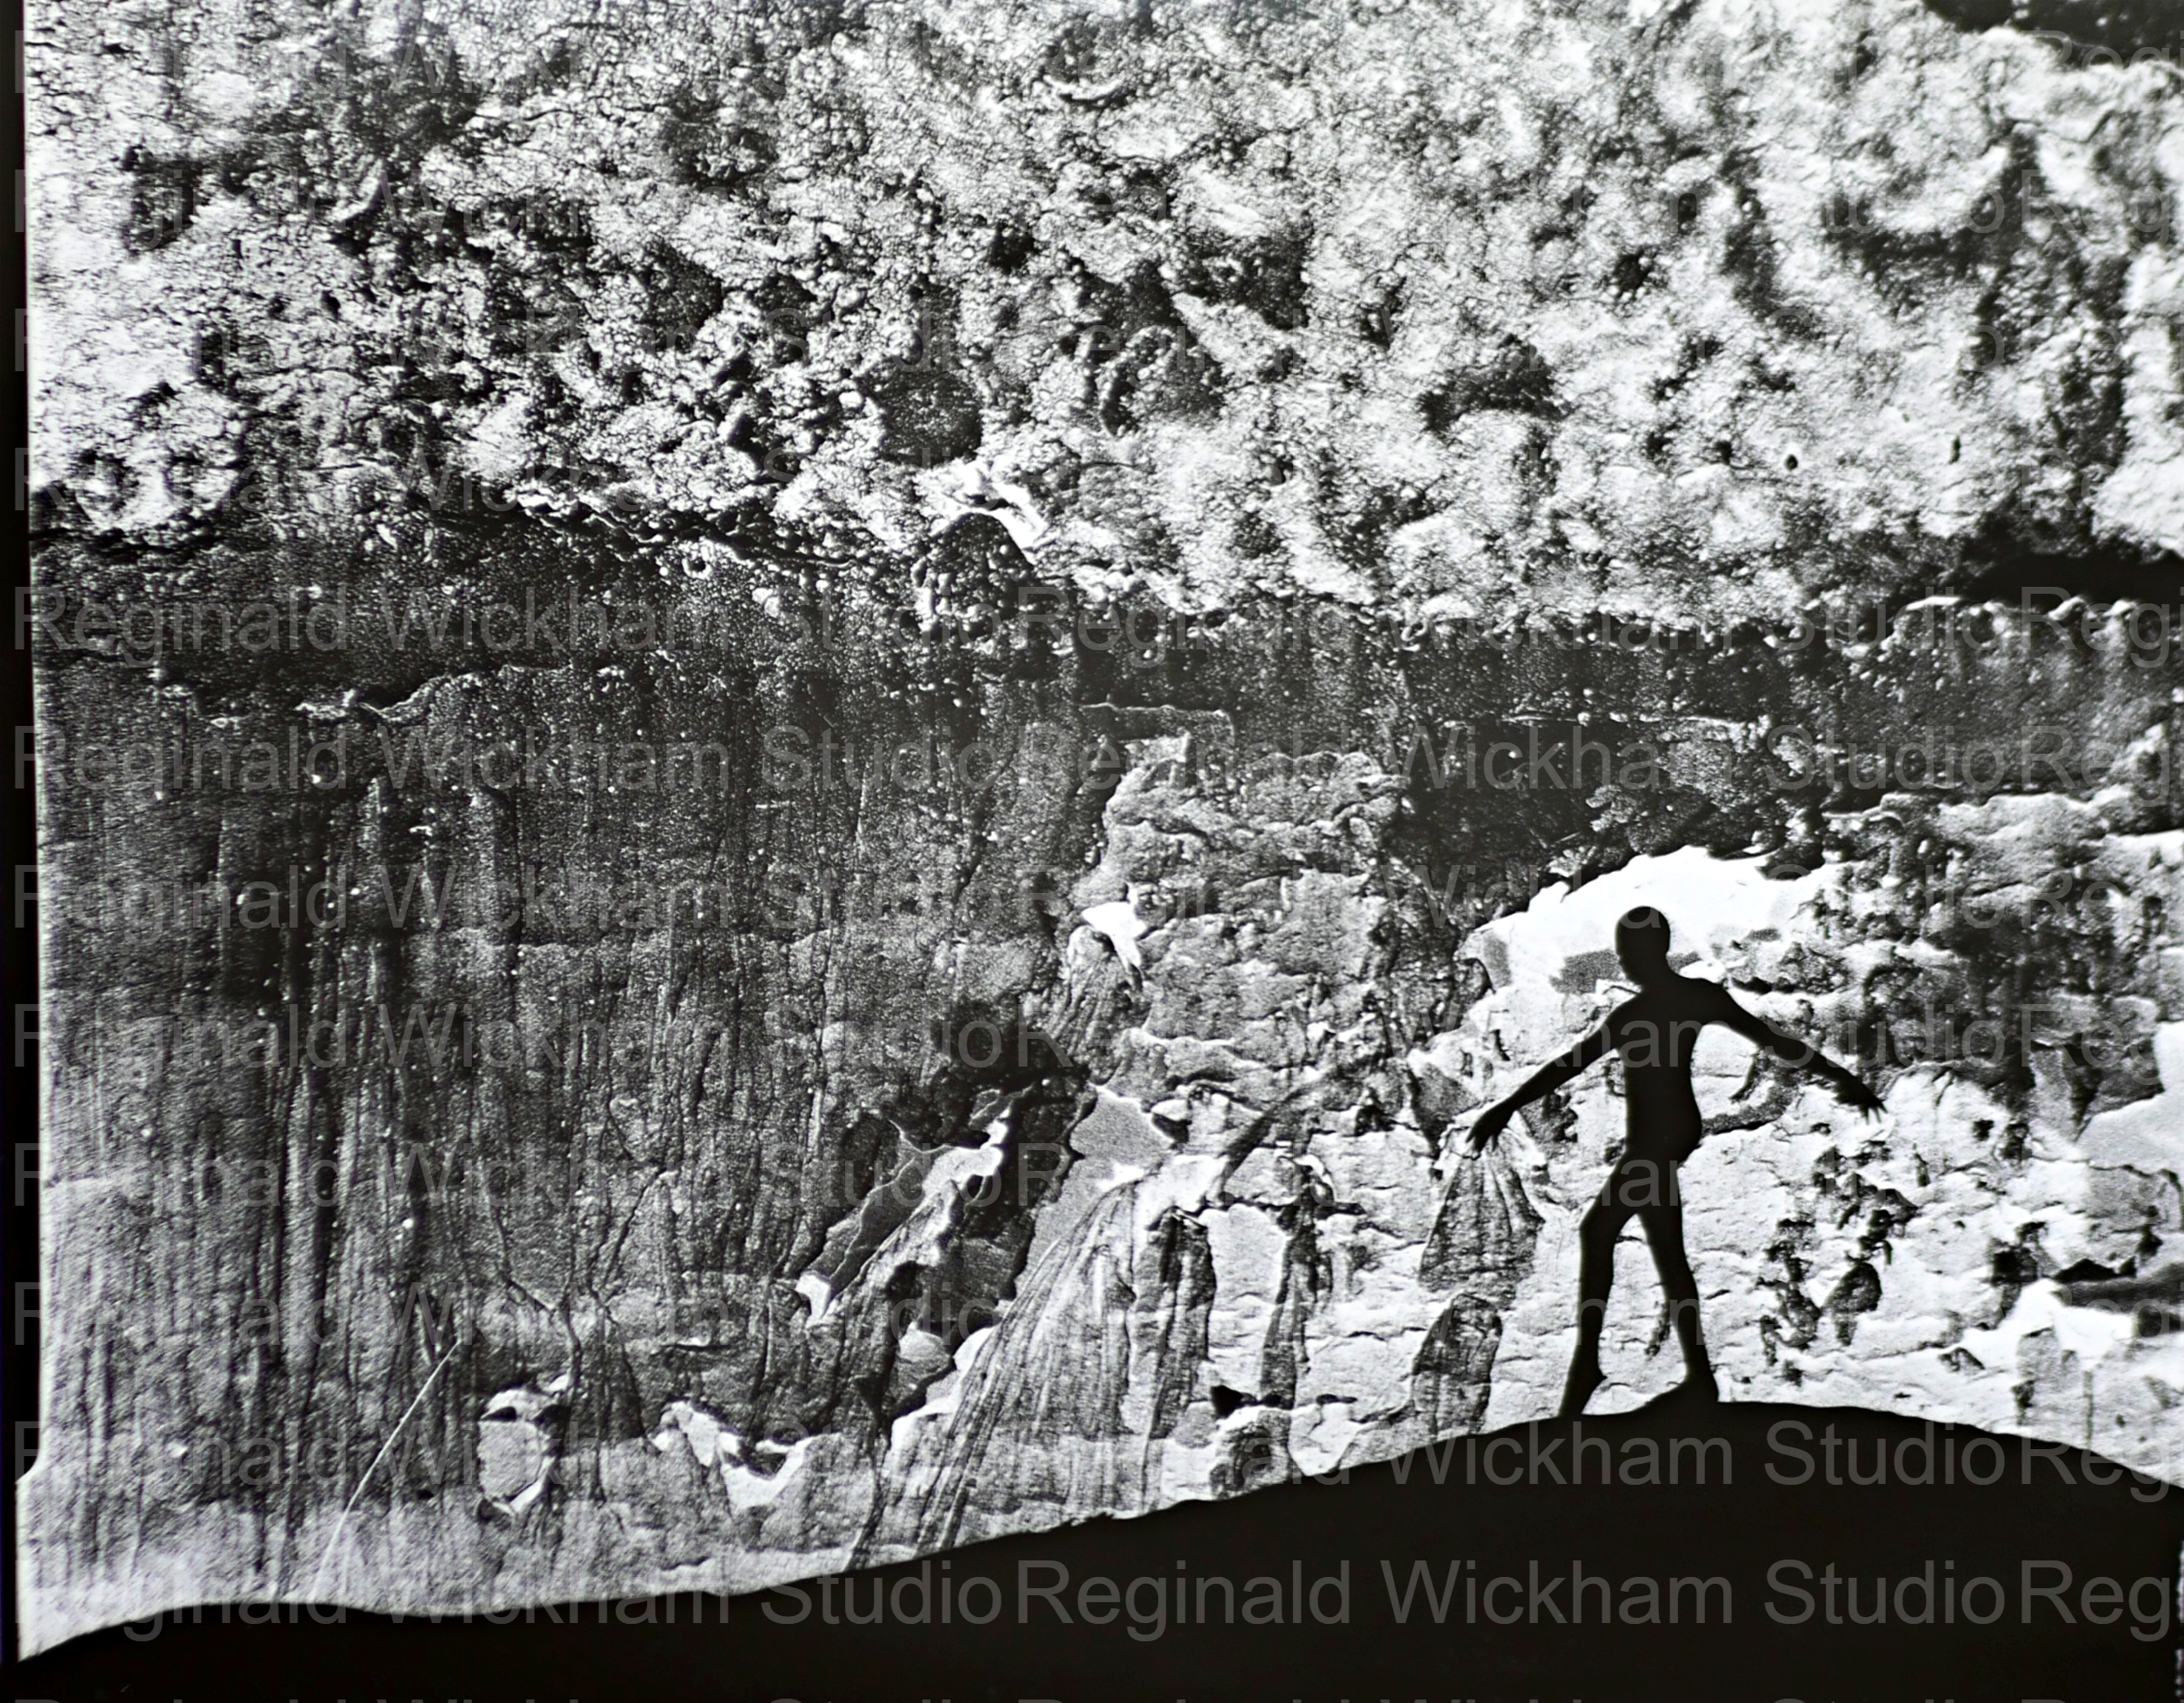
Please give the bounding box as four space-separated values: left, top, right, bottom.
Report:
1466 907 1882 1416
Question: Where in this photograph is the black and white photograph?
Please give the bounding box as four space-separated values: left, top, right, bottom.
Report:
10 0 2184 1695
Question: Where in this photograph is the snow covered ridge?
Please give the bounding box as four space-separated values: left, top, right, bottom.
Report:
27 0 2184 610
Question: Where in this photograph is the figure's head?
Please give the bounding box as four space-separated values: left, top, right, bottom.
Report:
1615 907 1674 985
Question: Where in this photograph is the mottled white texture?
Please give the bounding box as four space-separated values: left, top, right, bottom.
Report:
27 0 2184 612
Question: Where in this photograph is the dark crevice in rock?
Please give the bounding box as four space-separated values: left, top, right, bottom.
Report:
1961 529 2184 605
1920 0 2184 60
1421 336 1563 434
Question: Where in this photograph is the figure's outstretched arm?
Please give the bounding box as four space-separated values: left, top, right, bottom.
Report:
1717 994 1884 1115
1466 1024 1612 1154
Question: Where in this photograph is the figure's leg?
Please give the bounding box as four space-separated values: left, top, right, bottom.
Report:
1563 1179 1637 1416
1638 1174 1715 1398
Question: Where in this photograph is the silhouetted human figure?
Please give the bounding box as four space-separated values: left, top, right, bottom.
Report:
1466 907 1882 1416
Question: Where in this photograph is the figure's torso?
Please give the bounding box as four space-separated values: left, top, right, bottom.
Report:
1607 978 1732 1161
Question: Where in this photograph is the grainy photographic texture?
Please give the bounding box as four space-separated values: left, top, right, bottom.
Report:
21 0 2184 1652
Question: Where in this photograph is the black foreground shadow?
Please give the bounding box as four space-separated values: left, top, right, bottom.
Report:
13 1400 2183 1703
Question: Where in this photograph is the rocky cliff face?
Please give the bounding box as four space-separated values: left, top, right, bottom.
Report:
26 587 2180 1642
23 0 2184 1653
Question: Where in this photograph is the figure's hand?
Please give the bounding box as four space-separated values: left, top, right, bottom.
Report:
1833 1074 1885 1120
1466 1102 1514 1155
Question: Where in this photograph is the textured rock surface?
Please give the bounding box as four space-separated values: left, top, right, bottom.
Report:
28 0 2184 602
23 0 2184 1654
